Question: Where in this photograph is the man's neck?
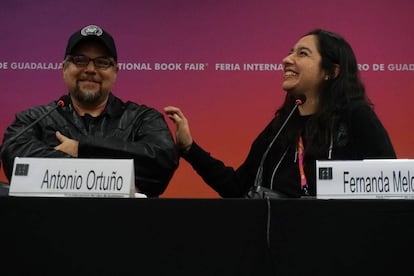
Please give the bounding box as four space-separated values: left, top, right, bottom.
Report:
72 98 108 117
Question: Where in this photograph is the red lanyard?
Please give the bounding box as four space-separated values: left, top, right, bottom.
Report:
298 135 309 195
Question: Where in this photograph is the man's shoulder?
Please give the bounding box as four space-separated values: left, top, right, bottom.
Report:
124 101 160 115
109 94 161 117
113 100 164 123
17 102 55 117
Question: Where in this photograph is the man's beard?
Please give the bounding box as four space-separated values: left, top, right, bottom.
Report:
71 86 107 106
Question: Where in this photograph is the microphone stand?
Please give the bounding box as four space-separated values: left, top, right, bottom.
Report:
246 96 305 199
5 99 66 145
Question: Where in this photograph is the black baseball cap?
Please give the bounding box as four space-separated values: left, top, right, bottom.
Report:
64 24 117 61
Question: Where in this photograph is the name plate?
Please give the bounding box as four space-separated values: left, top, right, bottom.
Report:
316 159 414 199
10 157 135 198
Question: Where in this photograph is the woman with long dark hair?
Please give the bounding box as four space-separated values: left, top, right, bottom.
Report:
164 29 396 198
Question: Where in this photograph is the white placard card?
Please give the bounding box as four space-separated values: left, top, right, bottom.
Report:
9 157 135 198
316 159 414 199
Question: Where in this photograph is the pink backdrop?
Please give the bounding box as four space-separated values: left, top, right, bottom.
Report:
1 0 413 197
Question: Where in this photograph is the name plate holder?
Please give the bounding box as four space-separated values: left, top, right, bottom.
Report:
316 159 414 199
10 157 135 198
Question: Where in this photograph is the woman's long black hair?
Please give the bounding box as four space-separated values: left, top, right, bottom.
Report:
274 29 372 158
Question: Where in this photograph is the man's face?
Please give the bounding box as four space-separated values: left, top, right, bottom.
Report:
63 40 118 107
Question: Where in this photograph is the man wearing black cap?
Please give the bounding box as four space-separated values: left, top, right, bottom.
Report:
0 24 179 197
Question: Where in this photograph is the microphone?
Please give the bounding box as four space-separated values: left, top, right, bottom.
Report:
247 94 306 199
5 95 70 145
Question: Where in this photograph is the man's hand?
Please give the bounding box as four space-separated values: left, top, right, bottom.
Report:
54 131 79 157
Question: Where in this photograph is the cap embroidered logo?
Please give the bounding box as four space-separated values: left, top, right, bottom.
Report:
81 25 103 37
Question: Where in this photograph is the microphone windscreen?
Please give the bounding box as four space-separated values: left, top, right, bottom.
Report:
57 95 70 107
295 94 306 105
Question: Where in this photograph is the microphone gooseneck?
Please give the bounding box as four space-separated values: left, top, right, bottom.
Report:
252 94 307 190
5 96 69 145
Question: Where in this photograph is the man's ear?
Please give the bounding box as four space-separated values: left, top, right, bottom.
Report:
62 61 67 76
